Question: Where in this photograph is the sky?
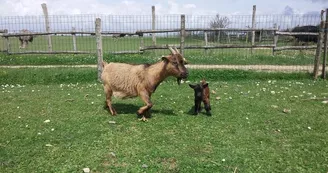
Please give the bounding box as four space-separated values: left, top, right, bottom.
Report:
0 0 327 16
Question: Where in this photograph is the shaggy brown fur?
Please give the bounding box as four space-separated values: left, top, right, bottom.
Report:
201 79 211 115
19 29 33 49
101 47 188 121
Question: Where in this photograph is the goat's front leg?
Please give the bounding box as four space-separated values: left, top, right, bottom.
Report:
194 99 201 115
137 91 152 121
104 84 117 115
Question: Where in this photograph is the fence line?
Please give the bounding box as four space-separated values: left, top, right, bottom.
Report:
0 20 325 53
0 22 324 53
0 4 327 79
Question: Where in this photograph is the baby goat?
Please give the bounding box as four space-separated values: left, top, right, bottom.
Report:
189 79 211 116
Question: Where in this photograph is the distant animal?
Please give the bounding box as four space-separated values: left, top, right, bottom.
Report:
189 79 211 116
18 29 34 49
291 25 319 44
101 47 188 121
112 33 127 38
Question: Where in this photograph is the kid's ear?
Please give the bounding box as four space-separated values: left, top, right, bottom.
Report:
189 84 196 89
203 83 209 88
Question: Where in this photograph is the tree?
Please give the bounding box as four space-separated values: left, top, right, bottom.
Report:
208 14 231 42
210 14 231 29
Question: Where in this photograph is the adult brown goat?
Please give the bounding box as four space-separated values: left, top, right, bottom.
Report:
101 47 188 121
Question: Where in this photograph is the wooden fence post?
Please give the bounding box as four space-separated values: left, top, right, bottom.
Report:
41 3 53 52
4 29 10 54
152 6 156 46
204 31 208 54
322 8 328 79
251 5 256 54
246 32 248 43
72 27 77 51
218 31 221 43
273 24 278 55
227 33 231 43
313 10 325 79
95 18 103 81
180 14 186 56
139 35 144 51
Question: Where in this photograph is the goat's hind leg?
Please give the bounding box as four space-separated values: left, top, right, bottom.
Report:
204 102 212 116
104 84 117 115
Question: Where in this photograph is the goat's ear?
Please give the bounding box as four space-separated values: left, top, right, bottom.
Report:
162 56 170 62
203 83 209 88
189 84 196 89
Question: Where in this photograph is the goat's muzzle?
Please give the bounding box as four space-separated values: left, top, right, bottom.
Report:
177 71 189 85
181 71 189 79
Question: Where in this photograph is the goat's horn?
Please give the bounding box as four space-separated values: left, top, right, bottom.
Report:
168 47 176 54
174 47 180 54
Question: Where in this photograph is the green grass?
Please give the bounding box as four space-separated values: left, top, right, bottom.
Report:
0 68 313 85
1 68 327 172
0 35 317 66
0 49 316 66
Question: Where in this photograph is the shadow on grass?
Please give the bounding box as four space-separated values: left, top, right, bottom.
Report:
187 106 212 116
103 102 177 116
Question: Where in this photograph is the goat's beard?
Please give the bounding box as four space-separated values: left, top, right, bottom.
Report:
177 78 182 85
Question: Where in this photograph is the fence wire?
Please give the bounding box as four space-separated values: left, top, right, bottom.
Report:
0 13 324 72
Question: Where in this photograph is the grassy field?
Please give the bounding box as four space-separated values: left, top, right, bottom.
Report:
0 68 327 172
0 49 316 66
0 35 317 67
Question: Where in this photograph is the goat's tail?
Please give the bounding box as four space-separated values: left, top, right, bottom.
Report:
102 61 108 68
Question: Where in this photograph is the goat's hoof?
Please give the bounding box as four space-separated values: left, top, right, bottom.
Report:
206 112 212 116
110 110 117 116
138 116 148 122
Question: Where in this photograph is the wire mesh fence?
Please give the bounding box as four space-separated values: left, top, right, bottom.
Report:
0 12 324 72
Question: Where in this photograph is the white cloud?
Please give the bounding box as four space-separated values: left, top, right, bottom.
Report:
308 0 327 3
0 0 218 16
184 4 196 9
0 0 45 16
